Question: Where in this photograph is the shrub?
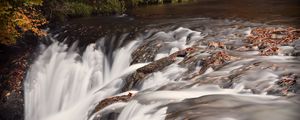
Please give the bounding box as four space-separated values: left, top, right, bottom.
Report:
0 0 47 45
128 0 143 7
94 0 126 14
65 2 93 17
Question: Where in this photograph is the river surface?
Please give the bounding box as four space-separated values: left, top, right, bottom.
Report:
24 1 300 120
129 0 300 27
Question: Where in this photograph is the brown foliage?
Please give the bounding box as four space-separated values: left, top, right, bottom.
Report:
0 1 47 45
247 27 300 56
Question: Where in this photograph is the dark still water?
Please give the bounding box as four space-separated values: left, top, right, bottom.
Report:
129 0 300 27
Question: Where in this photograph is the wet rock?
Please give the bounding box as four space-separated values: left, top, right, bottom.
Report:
178 47 201 64
131 40 164 65
91 93 133 115
292 50 300 56
178 48 206 74
261 46 279 56
188 60 261 89
179 50 236 85
292 39 300 56
192 76 233 89
122 48 195 91
268 74 299 96
207 41 226 49
198 51 233 75
0 91 24 120
137 58 175 74
92 112 119 120
236 45 259 51
178 53 201 73
122 56 176 91
278 46 294 56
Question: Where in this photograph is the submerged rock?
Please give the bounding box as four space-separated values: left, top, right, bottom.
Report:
166 95 300 120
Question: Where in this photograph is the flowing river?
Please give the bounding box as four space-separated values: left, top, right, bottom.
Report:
24 0 300 120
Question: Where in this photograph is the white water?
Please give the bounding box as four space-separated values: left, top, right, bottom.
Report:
25 39 143 120
25 24 299 120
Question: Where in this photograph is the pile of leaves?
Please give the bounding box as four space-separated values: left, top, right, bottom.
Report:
247 27 300 55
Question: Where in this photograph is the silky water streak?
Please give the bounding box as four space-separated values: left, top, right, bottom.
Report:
24 39 141 120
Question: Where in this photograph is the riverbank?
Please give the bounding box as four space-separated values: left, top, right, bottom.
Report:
0 33 39 120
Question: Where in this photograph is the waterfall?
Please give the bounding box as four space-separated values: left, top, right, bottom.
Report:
25 24 300 120
24 38 143 120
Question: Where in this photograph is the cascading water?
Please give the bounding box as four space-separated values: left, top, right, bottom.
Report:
24 37 144 120
25 19 300 120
